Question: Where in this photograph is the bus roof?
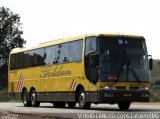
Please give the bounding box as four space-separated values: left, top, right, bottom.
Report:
10 33 144 54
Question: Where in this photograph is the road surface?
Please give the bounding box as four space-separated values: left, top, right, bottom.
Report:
0 102 160 119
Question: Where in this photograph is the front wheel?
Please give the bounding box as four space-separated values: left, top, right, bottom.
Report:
78 89 91 109
30 90 40 107
118 102 131 110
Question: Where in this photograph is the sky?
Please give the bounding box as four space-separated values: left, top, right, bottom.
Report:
1 0 160 59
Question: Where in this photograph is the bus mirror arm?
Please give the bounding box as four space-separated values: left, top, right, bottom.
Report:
148 55 153 71
148 55 152 57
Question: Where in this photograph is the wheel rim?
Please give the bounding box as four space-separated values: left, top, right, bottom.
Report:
31 93 36 105
79 92 85 107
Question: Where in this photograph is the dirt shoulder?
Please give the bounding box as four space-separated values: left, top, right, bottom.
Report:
0 110 75 119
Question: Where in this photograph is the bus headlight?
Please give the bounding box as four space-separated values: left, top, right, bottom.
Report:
139 86 149 90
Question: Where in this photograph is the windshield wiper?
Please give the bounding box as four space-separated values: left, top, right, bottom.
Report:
115 58 141 83
127 59 129 81
130 64 141 83
115 61 124 82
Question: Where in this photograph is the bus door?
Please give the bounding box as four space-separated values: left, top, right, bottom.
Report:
85 37 98 88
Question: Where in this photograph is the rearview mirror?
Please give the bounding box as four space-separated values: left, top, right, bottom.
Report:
149 58 153 71
148 55 153 71
89 54 100 67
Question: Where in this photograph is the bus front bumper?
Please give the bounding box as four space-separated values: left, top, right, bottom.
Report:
97 90 149 103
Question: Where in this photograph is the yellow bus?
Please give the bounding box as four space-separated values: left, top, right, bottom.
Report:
8 34 152 110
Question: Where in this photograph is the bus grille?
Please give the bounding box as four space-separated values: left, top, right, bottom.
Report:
116 86 139 90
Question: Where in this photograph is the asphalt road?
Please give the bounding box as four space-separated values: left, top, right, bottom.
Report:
0 102 160 119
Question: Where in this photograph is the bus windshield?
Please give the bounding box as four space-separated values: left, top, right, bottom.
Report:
99 36 149 82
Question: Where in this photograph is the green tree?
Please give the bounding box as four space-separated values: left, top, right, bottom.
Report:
0 7 26 88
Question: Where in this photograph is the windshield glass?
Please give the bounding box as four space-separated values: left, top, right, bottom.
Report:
99 36 149 82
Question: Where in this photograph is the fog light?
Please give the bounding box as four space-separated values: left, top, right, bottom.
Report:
141 94 149 97
126 86 130 90
99 86 105 90
99 86 116 90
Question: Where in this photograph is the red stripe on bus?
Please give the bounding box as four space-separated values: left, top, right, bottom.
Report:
70 80 74 90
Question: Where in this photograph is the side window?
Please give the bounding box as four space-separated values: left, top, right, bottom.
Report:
10 52 25 69
36 48 44 66
85 37 97 55
55 45 61 64
24 51 31 68
44 46 56 65
11 48 44 69
23 48 44 68
10 40 84 70
28 50 34 67
31 48 44 66
69 40 83 62
32 50 39 66
10 54 16 70
59 43 69 63
17 52 24 69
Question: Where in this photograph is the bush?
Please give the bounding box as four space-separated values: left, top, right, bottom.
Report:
0 88 19 102
150 86 160 102
0 89 10 101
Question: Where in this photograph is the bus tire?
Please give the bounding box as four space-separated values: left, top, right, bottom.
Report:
78 89 91 109
30 89 40 107
118 102 131 110
22 89 31 107
67 102 76 108
54 102 66 108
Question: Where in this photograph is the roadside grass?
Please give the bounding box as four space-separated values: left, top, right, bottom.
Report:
0 89 20 102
